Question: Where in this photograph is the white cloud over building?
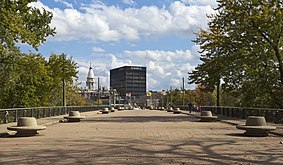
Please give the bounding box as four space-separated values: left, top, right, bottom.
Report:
30 0 217 91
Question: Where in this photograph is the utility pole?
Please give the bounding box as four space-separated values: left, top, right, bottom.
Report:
170 86 172 106
166 89 169 108
63 79 66 106
98 77 100 105
182 77 185 106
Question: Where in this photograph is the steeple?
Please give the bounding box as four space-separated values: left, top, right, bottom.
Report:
86 63 95 90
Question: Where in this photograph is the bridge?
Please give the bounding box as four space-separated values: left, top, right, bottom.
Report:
0 108 283 164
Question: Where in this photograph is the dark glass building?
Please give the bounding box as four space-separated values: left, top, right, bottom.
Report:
110 66 146 98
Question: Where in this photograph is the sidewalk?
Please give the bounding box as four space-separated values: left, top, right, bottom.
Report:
1 110 283 165
1 110 283 137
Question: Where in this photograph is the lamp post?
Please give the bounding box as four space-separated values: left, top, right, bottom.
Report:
170 86 172 106
113 89 117 106
98 77 100 106
182 77 185 106
63 79 66 107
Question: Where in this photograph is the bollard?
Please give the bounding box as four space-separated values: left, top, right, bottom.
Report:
64 111 86 122
7 117 46 136
196 111 218 122
236 116 276 137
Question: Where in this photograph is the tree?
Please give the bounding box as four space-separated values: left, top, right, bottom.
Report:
189 0 283 108
48 53 78 106
0 0 55 51
0 0 56 108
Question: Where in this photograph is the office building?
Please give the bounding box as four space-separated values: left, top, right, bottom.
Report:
110 66 146 99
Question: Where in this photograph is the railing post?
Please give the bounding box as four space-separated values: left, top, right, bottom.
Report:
31 108 34 117
43 108 46 118
275 111 282 124
23 109 27 117
57 107 59 116
14 109 18 122
49 108 52 117
36 109 40 119
4 111 9 124
241 108 245 119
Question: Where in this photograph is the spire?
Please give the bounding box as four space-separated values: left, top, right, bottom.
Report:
86 63 95 90
87 63 95 79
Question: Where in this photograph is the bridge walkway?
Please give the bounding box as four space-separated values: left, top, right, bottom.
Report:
0 110 283 164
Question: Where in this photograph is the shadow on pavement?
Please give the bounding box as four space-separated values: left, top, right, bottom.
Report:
83 115 199 123
0 136 282 165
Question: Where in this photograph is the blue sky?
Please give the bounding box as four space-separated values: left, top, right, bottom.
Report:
23 0 217 91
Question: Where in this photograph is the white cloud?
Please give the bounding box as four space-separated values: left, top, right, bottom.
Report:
76 48 200 90
92 47 105 53
54 0 74 8
32 1 215 42
29 1 211 90
122 0 136 5
181 0 218 7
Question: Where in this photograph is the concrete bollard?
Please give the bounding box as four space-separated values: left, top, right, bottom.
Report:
101 108 110 114
7 117 46 136
173 108 181 114
64 111 86 122
196 111 218 122
236 116 276 137
167 107 174 112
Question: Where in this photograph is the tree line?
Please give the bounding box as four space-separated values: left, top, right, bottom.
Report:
189 0 283 108
0 0 86 108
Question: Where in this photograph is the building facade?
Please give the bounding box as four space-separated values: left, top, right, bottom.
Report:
110 66 146 99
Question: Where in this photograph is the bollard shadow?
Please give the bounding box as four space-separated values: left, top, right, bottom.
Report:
0 132 45 138
225 133 246 137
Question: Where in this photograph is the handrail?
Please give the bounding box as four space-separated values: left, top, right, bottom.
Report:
200 106 283 112
199 106 283 124
0 105 108 112
0 105 109 124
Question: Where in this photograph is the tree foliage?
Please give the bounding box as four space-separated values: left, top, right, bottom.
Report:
0 0 55 51
0 52 84 108
0 1 86 108
189 0 283 108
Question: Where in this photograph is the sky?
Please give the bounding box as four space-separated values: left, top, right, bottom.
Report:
21 0 218 91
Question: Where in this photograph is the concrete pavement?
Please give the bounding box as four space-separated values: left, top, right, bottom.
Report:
0 110 283 164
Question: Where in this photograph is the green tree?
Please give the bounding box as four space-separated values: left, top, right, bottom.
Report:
48 53 79 106
0 52 51 108
0 0 55 51
189 0 283 108
0 0 56 108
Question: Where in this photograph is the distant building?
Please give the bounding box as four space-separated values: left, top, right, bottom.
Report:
110 66 146 100
79 64 115 105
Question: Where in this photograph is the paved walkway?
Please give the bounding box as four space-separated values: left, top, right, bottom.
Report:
0 110 283 164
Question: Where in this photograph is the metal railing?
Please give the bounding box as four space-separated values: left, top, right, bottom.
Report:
200 106 283 124
0 105 108 124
